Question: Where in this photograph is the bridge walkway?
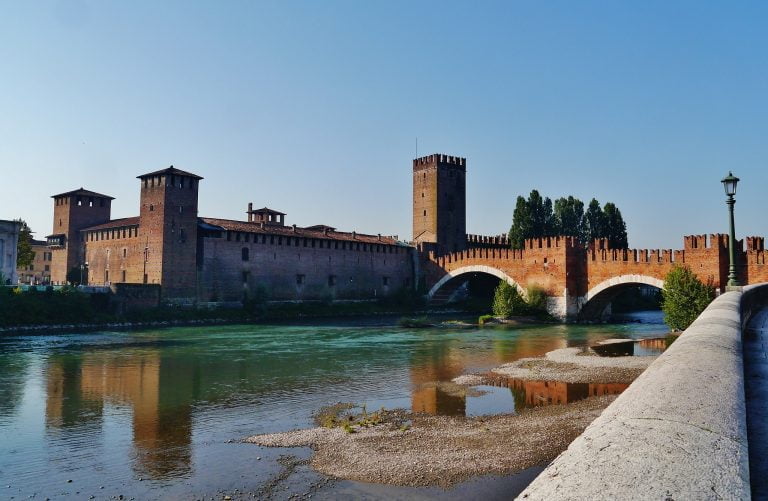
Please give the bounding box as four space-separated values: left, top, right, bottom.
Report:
744 307 768 498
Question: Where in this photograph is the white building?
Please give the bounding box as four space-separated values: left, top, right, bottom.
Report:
0 219 21 285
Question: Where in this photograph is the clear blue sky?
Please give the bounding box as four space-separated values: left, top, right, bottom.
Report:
1 1 766 249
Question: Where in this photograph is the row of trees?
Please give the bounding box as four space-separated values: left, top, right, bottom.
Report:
508 190 628 250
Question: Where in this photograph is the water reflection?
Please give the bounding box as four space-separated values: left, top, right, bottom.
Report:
45 352 192 479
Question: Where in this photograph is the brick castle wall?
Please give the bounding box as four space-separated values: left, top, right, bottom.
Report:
199 232 413 302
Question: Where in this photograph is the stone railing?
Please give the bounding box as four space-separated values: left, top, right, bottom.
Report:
518 285 768 500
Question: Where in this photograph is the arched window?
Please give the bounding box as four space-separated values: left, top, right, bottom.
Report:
241 247 249 261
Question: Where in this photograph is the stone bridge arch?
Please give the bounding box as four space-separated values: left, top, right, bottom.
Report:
578 274 664 321
427 265 525 303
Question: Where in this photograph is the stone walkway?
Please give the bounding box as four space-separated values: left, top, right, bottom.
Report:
744 307 768 498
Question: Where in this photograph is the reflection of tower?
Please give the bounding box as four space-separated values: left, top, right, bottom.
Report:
44 351 194 480
45 356 104 429
410 343 466 416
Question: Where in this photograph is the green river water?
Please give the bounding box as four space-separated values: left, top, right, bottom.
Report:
0 312 667 500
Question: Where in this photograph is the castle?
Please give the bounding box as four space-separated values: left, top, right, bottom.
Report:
45 159 453 302
46 154 767 317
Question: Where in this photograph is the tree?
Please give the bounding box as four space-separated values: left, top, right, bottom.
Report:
603 203 628 249
15 219 33 269
582 198 605 244
661 266 715 331
508 196 531 250
553 196 585 238
492 281 523 318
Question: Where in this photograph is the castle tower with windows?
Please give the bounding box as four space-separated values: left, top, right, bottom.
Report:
48 188 113 284
137 166 202 301
412 154 467 254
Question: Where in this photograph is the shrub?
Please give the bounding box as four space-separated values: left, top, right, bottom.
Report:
492 281 523 318
524 285 548 313
661 266 715 331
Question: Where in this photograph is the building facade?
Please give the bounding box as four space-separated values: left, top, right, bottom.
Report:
49 166 416 304
17 239 52 285
0 219 21 285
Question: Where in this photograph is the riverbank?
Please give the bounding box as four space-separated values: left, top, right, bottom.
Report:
245 346 658 488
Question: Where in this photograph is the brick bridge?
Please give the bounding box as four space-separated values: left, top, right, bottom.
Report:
421 233 768 320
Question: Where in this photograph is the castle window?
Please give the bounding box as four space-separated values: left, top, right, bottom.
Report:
295 238 299 247
100 198 105 207
356 243 360 251
242 247 249 261
334 241 338 249
382 276 389 286
123 248 127 258
149 204 154 212
236 232 241 242
179 206 183 214
45 265 50 272
328 275 336 287
180 177 185 188
89 197 93 207
311 239 316 248
278 237 283 245
270 235 275 244
296 274 305 285
262 235 266 244
423 210 426 216
422 192 424 197
227 231 231 241
171 175 176 187
286 237 291 246
303 238 307 247
144 179 148 188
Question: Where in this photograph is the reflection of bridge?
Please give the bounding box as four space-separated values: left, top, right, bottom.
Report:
421 234 768 320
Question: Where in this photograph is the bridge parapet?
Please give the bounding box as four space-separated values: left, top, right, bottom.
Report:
520 286 762 499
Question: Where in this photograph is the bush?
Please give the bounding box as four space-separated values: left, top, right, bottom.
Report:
661 266 715 331
492 281 523 318
524 285 548 313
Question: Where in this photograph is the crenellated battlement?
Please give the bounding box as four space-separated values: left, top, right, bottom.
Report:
466 233 510 248
747 236 765 252
413 153 467 170
524 235 580 250
427 246 524 266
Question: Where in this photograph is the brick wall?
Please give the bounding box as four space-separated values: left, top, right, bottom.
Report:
198 233 414 302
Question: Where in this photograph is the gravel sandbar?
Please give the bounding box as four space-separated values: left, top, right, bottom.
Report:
492 347 655 383
246 395 616 488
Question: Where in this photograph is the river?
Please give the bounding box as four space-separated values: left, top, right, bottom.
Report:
0 312 667 500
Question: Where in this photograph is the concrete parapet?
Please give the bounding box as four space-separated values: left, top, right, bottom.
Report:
519 289 756 500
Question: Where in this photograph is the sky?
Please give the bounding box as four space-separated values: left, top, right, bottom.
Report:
1 1 766 249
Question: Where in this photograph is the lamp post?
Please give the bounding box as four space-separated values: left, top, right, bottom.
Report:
721 172 740 287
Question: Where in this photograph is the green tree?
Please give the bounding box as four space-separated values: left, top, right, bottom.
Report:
492 281 523 318
582 198 605 244
661 266 715 330
15 219 34 269
553 196 585 238
603 203 628 249
508 196 531 249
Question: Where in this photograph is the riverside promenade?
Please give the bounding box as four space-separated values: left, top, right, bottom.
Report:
518 284 768 500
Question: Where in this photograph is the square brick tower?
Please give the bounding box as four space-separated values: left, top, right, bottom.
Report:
48 188 113 284
412 154 467 254
137 166 202 302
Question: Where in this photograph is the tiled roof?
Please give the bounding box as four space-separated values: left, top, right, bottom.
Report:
81 216 141 232
51 188 115 200
199 217 406 246
137 166 203 180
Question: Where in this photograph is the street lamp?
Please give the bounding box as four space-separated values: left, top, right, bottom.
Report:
721 172 740 287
